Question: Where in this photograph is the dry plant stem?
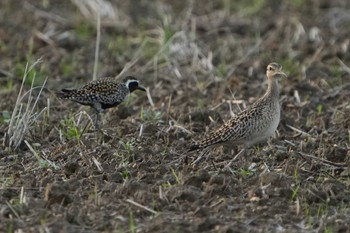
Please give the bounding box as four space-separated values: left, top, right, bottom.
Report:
126 199 158 215
93 10 100 81
297 152 347 168
224 148 246 168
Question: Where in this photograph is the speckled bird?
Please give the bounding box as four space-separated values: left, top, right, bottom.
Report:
57 76 146 113
189 62 287 154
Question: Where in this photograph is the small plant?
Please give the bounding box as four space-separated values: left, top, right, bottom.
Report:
1 111 11 124
129 210 136 233
119 137 136 154
170 167 183 185
291 168 300 201
60 116 82 140
140 107 163 124
239 168 252 177
316 104 323 116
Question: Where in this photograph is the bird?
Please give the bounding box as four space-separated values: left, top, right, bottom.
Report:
57 76 146 127
188 62 287 164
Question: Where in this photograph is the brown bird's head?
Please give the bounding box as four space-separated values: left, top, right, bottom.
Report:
124 76 146 92
266 63 287 79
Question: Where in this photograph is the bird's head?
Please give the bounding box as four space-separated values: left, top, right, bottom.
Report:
266 63 287 79
124 76 146 92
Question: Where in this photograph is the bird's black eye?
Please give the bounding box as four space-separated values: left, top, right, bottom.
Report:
269 66 273 71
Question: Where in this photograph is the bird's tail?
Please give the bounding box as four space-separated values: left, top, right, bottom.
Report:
188 134 223 152
56 89 78 99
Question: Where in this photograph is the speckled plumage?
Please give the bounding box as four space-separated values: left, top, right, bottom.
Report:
189 63 286 151
57 76 146 113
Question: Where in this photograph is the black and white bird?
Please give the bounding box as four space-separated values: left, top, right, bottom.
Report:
57 76 146 113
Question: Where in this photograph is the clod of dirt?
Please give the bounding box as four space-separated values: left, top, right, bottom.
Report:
115 105 132 119
63 161 79 177
184 169 211 187
325 146 347 162
46 182 73 206
197 217 219 232
168 185 204 203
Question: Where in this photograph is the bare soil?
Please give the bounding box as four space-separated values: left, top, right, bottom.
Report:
1 1 350 232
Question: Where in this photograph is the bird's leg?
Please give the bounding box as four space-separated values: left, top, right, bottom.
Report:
92 111 104 132
224 148 246 168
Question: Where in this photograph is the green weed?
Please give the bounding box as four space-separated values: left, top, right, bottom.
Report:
129 210 136 233
60 116 82 140
170 167 183 185
316 104 323 116
1 111 11 124
291 168 300 201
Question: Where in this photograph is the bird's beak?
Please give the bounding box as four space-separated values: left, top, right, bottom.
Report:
277 71 287 78
137 85 147 92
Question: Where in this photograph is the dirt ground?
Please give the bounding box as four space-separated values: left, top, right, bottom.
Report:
1 0 350 232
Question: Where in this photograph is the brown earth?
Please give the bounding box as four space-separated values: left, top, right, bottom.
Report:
0 0 350 232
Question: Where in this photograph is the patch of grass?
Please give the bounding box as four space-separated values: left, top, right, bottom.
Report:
5 59 48 150
60 116 82 140
117 137 137 173
120 137 136 153
140 107 163 124
239 168 254 177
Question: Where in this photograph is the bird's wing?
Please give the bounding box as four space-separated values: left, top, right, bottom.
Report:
81 78 121 94
190 107 263 150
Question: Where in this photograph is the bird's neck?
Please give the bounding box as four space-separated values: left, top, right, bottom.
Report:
265 77 280 101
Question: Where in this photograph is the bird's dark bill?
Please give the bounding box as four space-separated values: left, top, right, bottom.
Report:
137 86 146 91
